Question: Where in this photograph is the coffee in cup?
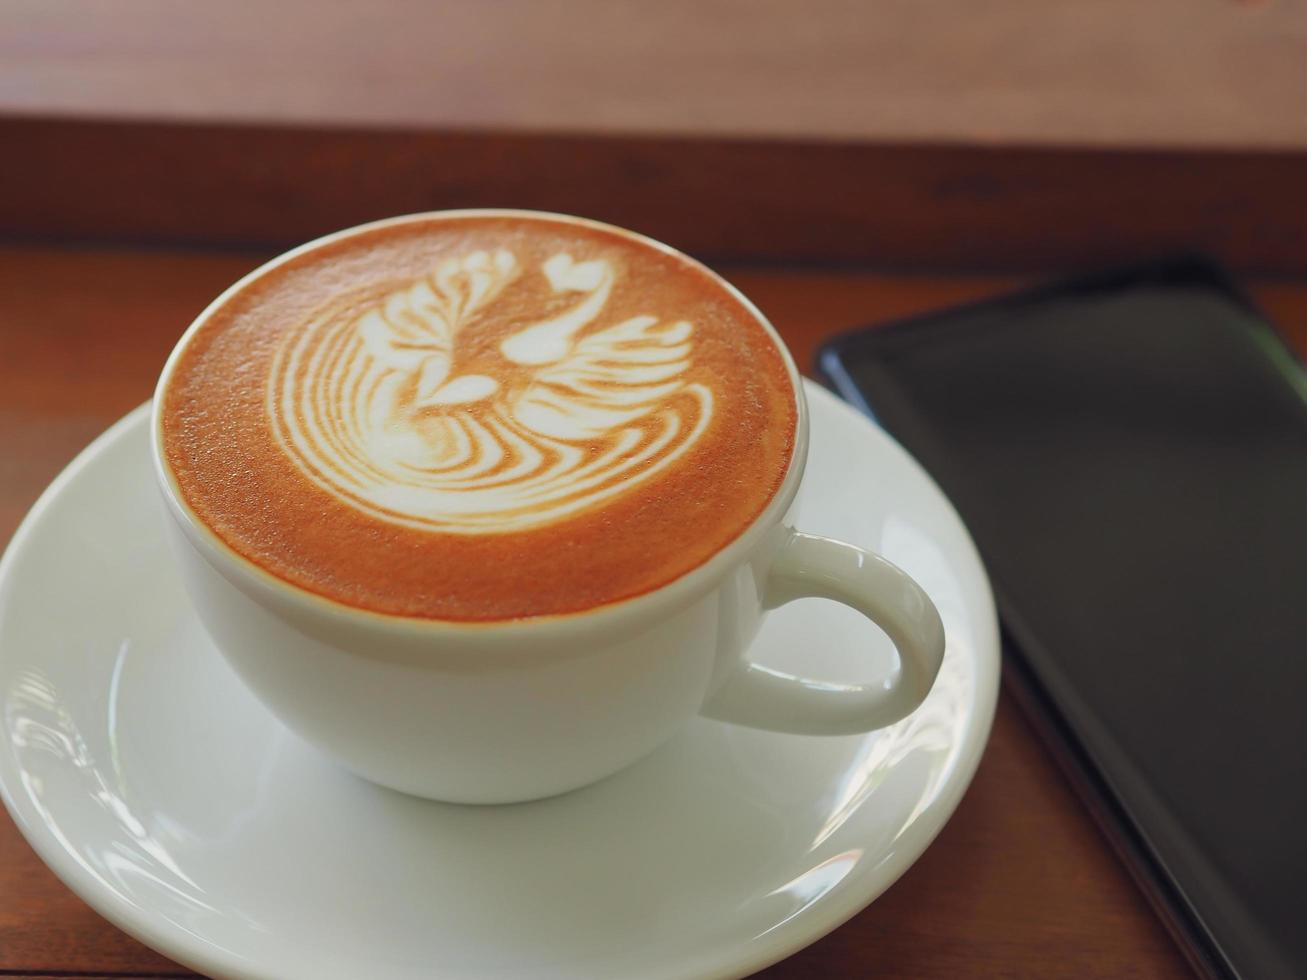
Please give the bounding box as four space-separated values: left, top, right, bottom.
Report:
160 212 796 620
153 211 945 803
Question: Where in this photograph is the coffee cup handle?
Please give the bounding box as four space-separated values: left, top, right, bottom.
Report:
701 530 946 735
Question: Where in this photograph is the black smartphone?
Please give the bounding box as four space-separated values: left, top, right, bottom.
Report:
816 257 1307 980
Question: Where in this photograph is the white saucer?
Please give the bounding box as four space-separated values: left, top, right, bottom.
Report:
0 382 999 980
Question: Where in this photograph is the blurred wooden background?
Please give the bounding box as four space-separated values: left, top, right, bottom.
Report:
4 0 1304 147
3 0 1307 273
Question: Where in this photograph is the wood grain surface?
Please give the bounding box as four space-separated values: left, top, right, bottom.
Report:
3 0 1305 150
6 245 1304 977
7 116 1307 276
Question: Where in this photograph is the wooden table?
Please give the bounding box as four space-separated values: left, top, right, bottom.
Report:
3 243 1305 977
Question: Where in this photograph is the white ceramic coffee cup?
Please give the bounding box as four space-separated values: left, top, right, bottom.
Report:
151 211 945 804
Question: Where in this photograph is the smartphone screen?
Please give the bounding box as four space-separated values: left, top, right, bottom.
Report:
818 258 1307 980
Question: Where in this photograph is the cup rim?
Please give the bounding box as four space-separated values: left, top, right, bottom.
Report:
151 208 809 640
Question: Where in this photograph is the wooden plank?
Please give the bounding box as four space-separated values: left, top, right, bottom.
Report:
5 116 1307 275
2 0 1305 150
10 244 1299 976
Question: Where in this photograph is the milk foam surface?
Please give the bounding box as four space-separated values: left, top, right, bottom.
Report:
162 214 796 621
270 247 714 533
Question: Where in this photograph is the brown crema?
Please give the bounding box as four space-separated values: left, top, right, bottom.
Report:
161 213 797 621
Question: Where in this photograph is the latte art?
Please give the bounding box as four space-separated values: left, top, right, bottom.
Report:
269 249 714 533
162 213 796 620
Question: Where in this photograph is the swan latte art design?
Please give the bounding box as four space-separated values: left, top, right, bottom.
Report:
269 249 713 533
161 213 797 621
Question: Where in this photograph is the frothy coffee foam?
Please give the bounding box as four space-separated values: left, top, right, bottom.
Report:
162 214 796 621
271 247 713 533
